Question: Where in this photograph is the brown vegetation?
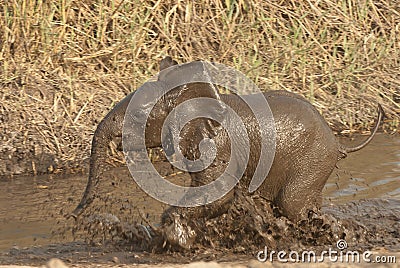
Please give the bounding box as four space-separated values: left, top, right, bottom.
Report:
0 0 399 176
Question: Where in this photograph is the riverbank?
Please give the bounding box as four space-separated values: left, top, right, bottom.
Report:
1 251 399 267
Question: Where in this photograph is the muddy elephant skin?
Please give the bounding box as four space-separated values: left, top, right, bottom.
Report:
72 56 383 248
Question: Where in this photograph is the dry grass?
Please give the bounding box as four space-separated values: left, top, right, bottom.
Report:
0 0 399 176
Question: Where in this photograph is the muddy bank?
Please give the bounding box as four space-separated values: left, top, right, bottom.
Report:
1 80 398 179
1 252 400 268
2 84 398 181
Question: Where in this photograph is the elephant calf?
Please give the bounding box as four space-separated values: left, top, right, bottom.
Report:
72 56 383 248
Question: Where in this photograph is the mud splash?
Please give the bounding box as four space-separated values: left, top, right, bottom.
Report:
69 188 399 255
0 134 399 266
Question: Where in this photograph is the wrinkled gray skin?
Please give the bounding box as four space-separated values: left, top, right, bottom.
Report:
72 56 384 249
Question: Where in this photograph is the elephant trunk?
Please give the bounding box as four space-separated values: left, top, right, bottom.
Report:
70 95 130 219
70 120 114 218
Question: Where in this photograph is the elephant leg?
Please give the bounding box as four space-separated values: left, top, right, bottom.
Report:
161 161 235 248
275 161 335 222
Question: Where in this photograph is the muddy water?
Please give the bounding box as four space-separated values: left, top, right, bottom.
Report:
0 134 399 265
324 134 400 204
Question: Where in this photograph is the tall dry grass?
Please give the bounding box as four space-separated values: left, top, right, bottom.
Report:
0 0 399 176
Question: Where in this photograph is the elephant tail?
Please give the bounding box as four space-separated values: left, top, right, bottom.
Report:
339 104 384 156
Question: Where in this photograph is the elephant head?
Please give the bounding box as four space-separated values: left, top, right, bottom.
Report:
71 57 228 218
123 57 227 161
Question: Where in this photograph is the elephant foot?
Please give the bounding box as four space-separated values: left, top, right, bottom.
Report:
163 212 196 249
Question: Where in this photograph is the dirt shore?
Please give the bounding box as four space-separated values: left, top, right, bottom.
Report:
1 252 400 268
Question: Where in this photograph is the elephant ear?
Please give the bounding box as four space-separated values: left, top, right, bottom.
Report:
158 60 227 138
158 60 222 102
164 81 225 162
159 56 178 71
177 82 226 138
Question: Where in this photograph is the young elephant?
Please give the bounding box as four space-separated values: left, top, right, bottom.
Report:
72 57 383 248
